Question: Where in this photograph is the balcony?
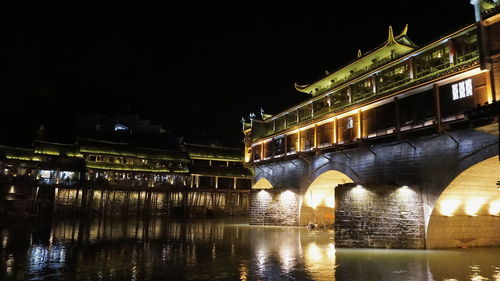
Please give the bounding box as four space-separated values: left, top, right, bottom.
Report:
260 52 479 139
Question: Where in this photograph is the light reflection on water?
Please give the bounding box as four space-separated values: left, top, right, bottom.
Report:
0 217 499 281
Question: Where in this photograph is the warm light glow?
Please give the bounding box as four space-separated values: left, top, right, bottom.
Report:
305 192 322 209
325 196 335 208
352 185 366 194
326 243 336 260
279 246 295 274
440 199 460 216
397 185 414 197
257 190 271 201
465 197 486 216
489 200 500 216
8 186 15 194
253 178 273 189
279 190 295 207
306 242 322 262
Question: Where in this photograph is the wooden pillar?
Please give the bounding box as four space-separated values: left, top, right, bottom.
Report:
297 130 301 152
394 97 401 137
314 124 318 151
371 74 377 93
333 118 338 144
408 58 415 79
357 110 363 141
485 70 496 102
271 139 275 159
284 134 288 156
260 143 264 160
433 84 443 132
448 39 455 66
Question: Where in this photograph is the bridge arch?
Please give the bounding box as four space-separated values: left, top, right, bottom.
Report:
310 160 362 186
253 178 273 189
427 156 500 248
299 170 353 225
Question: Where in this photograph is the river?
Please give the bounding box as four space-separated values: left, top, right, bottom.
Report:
0 216 498 281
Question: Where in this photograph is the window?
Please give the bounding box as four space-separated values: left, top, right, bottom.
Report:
452 79 472 100
40 170 52 179
114 123 129 131
346 117 354 129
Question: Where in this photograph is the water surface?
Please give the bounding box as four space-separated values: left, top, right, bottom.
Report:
0 217 498 281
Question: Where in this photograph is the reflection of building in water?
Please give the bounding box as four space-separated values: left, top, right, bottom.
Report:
1 217 499 281
0 138 253 216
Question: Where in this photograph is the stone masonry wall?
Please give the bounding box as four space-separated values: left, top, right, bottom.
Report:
255 128 498 232
249 189 301 226
335 184 425 249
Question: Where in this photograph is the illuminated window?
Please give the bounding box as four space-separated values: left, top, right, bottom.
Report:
40 170 52 179
114 123 129 131
451 79 472 100
346 117 354 129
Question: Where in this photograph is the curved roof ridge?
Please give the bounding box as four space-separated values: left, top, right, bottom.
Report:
294 25 416 95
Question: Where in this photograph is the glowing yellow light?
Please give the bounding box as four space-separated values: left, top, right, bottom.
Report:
325 196 335 208
279 190 295 207
440 199 460 216
397 185 414 197
305 191 322 209
8 186 15 194
465 197 486 216
279 246 295 274
352 185 365 194
489 200 500 216
306 242 322 262
257 190 271 201
326 243 336 260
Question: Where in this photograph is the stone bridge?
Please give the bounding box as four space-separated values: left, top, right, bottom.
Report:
244 8 500 249
249 127 499 249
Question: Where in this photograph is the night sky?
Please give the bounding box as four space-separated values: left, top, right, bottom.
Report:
1 1 475 147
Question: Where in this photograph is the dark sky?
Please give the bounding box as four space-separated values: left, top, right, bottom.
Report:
0 1 476 147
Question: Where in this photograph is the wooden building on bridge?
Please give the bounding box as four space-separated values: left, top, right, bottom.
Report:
244 8 499 164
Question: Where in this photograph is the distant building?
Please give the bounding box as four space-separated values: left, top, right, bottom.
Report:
77 114 179 148
0 138 252 214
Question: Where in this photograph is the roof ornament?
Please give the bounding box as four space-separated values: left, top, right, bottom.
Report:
260 107 272 120
386 25 396 45
398 24 409 37
357 49 362 58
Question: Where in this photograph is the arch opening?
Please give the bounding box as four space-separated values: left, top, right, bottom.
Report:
299 170 353 226
253 178 273 189
427 156 500 248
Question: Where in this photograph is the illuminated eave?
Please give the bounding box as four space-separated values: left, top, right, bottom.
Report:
80 147 189 162
5 155 42 162
251 65 482 146
266 23 478 124
295 26 415 95
189 156 244 162
86 163 190 173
